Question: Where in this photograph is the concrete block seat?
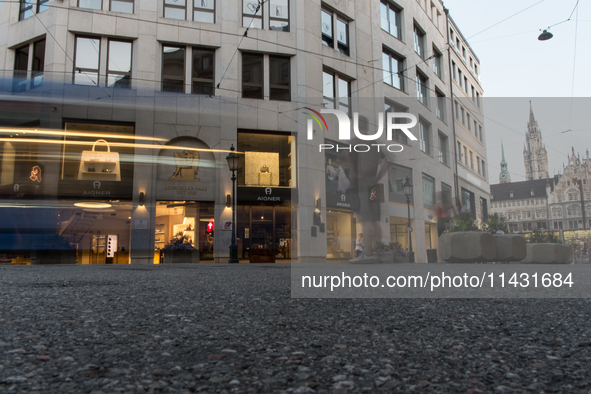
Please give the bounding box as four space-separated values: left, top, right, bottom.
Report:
439 232 496 263
521 243 573 264
494 234 527 263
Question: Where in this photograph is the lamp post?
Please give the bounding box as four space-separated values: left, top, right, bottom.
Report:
403 176 415 263
226 144 239 264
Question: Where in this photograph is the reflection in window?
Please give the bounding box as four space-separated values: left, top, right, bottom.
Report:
380 0 401 38
321 8 333 47
37 0 49 13
322 70 350 115
413 24 425 59
238 131 296 188
164 0 186 20
162 46 185 92
192 47 214 95
388 164 412 204
19 0 33 21
336 18 349 55
269 55 290 101
74 37 100 86
382 49 404 90
13 45 29 92
269 0 289 31
194 0 214 23
79 0 102 10
243 0 262 29
422 174 435 210
110 0 133 13
242 53 263 99
107 40 132 88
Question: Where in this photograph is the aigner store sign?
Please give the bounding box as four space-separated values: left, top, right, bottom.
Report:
58 180 133 199
237 187 296 204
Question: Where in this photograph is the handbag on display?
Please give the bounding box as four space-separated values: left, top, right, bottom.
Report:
77 139 121 181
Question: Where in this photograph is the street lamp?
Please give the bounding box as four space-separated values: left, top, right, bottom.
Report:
403 176 415 263
226 144 239 264
538 29 553 41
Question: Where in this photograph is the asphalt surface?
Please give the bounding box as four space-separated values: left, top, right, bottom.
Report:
1 264 591 393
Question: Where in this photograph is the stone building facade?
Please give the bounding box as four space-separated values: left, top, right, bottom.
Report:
0 0 483 263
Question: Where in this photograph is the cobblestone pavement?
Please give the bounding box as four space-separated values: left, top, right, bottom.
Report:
2 264 591 393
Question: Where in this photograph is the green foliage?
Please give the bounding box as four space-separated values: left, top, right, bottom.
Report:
164 232 195 250
482 214 508 234
527 229 561 244
447 211 479 232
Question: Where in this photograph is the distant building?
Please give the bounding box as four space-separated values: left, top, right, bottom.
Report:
490 105 590 233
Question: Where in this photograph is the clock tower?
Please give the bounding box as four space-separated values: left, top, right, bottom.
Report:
523 101 549 180
499 141 511 183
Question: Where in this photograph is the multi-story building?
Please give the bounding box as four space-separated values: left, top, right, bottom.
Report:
446 15 489 225
490 105 590 233
0 0 476 264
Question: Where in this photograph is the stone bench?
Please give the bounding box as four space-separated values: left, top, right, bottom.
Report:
494 234 527 262
520 243 573 264
439 232 496 263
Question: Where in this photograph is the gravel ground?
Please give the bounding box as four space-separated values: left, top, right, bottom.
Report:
1 264 591 393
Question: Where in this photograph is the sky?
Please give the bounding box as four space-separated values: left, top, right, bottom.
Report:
442 0 591 183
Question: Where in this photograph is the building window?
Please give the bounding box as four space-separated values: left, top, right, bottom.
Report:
380 0 402 39
422 174 436 210
269 0 289 31
162 46 185 92
433 47 442 79
438 132 448 165
479 125 483 141
385 101 410 144
481 159 486 177
464 76 468 92
452 61 457 80
435 91 445 121
321 8 334 47
269 55 290 101
19 0 34 20
413 24 425 59
382 49 404 91
418 118 431 155
471 85 475 100
458 69 462 85
74 37 101 86
416 71 428 106
461 107 465 125
242 52 263 99
476 92 481 108
388 164 412 204
111 0 133 13
467 114 471 130
107 40 132 88
469 151 474 170
462 46 466 59
454 101 459 119
323 70 350 115
463 146 467 166
194 0 215 23
164 0 186 19
37 0 49 13
474 121 478 136
192 47 215 95
238 131 296 187
243 0 263 28
477 158 481 175
336 18 350 55
457 141 462 162
13 39 45 92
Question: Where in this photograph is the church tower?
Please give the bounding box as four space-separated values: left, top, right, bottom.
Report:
523 101 549 180
499 142 511 183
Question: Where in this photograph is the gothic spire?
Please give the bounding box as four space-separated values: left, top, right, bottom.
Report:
501 141 507 165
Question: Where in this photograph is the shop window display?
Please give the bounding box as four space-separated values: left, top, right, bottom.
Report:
237 131 296 188
154 201 215 263
326 211 353 259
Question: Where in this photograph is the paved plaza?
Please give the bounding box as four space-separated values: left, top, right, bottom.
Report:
1 264 591 393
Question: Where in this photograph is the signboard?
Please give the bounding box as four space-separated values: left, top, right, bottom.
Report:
237 187 296 204
326 192 352 209
58 180 133 199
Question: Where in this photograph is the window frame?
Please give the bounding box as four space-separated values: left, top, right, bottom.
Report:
382 48 405 91
19 0 34 21
164 0 187 20
415 69 428 106
193 0 215 23
323 69 351 115
269 55 291 101
192 46 216 95
242 52 264 99
380 0 402 39
435 90 445 121
37 0 49 13
269 0 289 32
78 0 103 10
161 45 186 93
73 36 101 86
413 23 425 59
438 131 448 165
110 0 134 13
107 39 132 88
243 0 263 29
418 118 431 155
335 17 350 56
321 8 334 48
432 46 443 80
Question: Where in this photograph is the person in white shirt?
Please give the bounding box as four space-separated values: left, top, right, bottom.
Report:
355 233 364 257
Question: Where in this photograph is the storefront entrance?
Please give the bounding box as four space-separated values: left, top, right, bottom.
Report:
236 205 292 263
154 201 215 263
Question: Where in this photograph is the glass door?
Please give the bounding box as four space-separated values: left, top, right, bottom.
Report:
250 206 274 262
